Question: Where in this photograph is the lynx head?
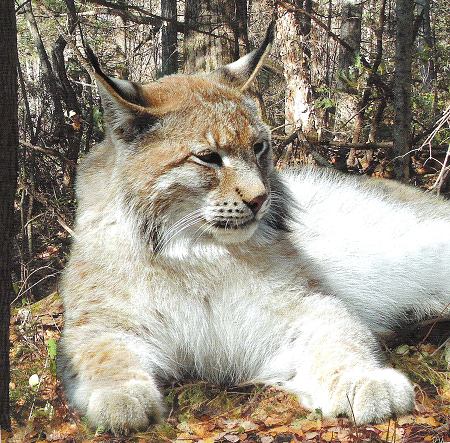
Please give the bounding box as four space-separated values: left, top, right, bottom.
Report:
87 23 284 255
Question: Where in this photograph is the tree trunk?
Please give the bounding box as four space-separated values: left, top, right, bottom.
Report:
393 0 414 181
0 0 19 431
335 0 362 138
334 0 363 169
278 0 317 147
52 36 82 188
416 0 435 92
184 0 248 73
161 0 178 76
337 0 362 92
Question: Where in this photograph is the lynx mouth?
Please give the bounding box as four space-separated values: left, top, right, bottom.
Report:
211 216 256 230
208 216 259 244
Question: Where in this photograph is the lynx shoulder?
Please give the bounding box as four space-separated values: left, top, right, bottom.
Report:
58 24 450 435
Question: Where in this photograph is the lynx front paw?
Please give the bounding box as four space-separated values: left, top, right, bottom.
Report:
86 379 165 435
326 368 415 424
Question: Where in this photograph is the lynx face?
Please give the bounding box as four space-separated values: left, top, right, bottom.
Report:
99 74 274 250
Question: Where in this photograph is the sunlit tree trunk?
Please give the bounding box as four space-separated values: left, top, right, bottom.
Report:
0 0 18 431
278 1 316 140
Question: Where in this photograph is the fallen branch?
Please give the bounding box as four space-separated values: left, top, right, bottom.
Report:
18 180 75 237
319 141 393 150
275 128 333 168
418 300 450 348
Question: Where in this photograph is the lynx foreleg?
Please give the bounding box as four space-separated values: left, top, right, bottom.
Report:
58 332 164 435
274 295 415 424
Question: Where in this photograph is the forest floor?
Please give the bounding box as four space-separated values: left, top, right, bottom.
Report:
6 293 450 443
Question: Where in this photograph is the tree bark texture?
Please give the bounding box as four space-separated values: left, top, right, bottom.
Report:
184 0 248 73
335 0 363 150
393 0 414 181
337 0 362 92
161 0 178 76
0 0 18 431
416 0 435 92
277 0 316 137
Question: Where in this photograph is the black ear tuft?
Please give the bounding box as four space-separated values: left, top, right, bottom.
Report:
84 42 115 91
262 20 276 54
84 42 102 76
84 41 146 107
212 20 276 91
83 42 159 142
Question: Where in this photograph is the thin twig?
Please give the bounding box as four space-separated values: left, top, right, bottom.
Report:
20 139 77 168
418 301 450 348
346 393 360 441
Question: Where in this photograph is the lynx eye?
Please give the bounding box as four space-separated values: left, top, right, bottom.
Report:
253 141 267 156
193 151 223 167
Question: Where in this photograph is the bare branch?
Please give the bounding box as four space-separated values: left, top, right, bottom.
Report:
20 139 77 169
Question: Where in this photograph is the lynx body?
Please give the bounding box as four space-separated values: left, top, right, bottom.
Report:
58 28 450 434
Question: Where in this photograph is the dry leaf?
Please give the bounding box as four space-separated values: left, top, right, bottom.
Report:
416 415 443 427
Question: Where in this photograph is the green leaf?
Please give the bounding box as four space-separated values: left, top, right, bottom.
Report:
46 338 57 360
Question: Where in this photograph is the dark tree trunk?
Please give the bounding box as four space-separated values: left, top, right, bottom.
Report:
52 36 82 188
393 0 414 181
416 0 435 92
161 0 178 76
335 0 363 169
0 0 19 431
337 0 362 92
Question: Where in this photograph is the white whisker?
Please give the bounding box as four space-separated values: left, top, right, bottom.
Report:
157 209 205 250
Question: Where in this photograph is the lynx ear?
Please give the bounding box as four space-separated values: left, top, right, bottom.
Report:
213 21 275 92
85 44 157 142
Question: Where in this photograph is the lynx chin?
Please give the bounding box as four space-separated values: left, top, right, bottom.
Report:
58 23 450 435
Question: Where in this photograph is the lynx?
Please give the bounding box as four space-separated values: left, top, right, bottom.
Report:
58 24 450 435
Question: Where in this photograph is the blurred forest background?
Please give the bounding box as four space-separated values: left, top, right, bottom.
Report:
11 0 450 306
3 0 450 440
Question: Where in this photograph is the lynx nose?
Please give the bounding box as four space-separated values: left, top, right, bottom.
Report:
245 193 268 215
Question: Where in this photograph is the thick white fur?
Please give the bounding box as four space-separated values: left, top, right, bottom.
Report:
285 169 450 335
